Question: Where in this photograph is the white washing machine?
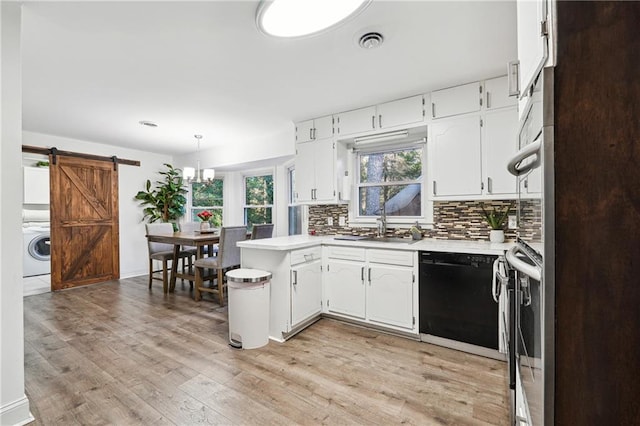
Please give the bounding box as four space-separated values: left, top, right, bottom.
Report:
23 225 51 277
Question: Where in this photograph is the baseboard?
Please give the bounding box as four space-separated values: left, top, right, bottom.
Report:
0 395 34 426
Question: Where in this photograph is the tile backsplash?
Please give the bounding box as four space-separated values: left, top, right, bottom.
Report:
308 199 541 242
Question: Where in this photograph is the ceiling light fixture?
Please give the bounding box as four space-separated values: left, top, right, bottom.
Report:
139 120 158 128
183 135 215 184
256 0 371 38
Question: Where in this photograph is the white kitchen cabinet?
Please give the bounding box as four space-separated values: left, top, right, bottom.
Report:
516 0 549 98
431 115 483 197
367 263 415 330
325 259 366 319
430 82 481 119
296 115 333 143
520 168 542 197
482 108 519 195
335 95 424 136
291 257 322 327
484 76 517 110
295 138 336 202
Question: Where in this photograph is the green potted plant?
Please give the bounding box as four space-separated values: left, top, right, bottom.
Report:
135 163 188 230
480 202 513 243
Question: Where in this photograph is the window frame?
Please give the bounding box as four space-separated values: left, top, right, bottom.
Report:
243 170 274 230
187 177 224 226
351 142 431 226
287 164 302 235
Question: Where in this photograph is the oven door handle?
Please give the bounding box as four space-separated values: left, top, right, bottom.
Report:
492 257 508 303
507 136 542 177
505 246 542 281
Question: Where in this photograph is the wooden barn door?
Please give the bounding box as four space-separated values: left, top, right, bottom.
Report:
50 155 120 290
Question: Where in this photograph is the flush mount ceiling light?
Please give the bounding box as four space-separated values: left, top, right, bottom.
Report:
183 135 215 184
139 120 158 128
256 0 371 38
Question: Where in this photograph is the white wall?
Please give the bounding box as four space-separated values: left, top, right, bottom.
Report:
22 131 174 278
1 3 34 425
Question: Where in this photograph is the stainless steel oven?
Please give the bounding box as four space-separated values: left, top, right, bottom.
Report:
505 66 555 426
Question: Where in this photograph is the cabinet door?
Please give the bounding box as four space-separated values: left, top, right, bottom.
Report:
296 119 314 143
325 260 365 319
482 108 518 195
377 95 424 129
517 0 548 98
367 265 414 329
23 167 50 204
431 115 482 197
314 115 334 140
291 260 322 327
336 106 376 136
520 168 542 196
484 76 517 110
431 82 481 119
313 138 335 201
294 141 316 202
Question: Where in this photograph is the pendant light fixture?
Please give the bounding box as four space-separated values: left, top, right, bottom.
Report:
183 134 215 184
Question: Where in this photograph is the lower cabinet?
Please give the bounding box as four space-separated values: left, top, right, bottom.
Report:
291 258 323 327
325 246 418 334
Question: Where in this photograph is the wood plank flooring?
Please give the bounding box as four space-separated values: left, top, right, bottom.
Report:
24 276 509 425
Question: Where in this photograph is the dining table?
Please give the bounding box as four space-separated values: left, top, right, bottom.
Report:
145 231 221 292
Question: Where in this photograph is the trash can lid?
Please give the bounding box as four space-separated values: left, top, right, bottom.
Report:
226 268 272 283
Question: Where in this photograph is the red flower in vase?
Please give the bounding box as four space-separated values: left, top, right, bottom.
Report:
197 210 213 222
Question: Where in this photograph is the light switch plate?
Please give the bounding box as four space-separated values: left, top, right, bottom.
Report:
338 216 346 226
508 215 517 229
327 217 334 226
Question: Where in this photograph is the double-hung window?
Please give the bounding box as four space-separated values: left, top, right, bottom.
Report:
288 166 302 235
190 179 224 226
356 146 424 219
244 173 273 230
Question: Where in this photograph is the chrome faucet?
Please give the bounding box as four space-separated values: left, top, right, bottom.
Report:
377 204 387 237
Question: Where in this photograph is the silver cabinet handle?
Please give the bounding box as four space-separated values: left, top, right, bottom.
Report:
368 267 371 285
309 128 313 140
507 136 542 176
312 128 316 140
292 270 298 286
431 102 436 118
378 114 382 128
361 266 365 284
486 91 491 109
371 115 375 129
487 176 493 193
432 181 437 196
507 60 520 97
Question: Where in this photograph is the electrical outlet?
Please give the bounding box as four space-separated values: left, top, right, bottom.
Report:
327 217 334 226
508 215 517 229
338 216 346 226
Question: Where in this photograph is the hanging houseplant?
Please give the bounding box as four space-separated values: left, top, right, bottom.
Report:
135 163 188 228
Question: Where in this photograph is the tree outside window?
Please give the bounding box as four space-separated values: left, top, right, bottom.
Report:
244 174 273 230
358 147 423 217
191 179 223 226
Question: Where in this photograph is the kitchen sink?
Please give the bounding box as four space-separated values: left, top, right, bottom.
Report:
363 237 417 244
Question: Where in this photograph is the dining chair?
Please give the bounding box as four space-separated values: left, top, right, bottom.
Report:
194 226 247 305
145 223 193 293
251 223 274 240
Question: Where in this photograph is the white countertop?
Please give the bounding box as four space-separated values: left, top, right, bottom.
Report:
238 234 513 255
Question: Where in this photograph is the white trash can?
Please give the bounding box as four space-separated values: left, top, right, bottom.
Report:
226 268 272 349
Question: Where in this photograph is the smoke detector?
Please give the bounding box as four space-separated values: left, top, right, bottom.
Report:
358 32 383 49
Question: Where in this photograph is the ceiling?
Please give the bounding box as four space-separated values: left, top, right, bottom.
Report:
21 1 517 159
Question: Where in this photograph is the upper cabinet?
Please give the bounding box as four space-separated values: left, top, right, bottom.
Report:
296 115 333 143
484 76 517 110
515 0 550 98
336 95 424 137
23 166 50 204
430 82 481 119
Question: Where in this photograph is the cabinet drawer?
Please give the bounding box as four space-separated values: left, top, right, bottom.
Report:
326 246 366 261
367 249 414 267
290 247 322 265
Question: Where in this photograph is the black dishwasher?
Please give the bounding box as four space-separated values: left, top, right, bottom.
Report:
419 251 498 350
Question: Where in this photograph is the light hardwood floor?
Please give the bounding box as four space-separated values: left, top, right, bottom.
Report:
24 276 509 425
